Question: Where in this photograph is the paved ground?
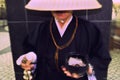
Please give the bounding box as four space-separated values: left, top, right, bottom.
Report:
0 31 15 80
0 52 15 80
107 49 120 80
0 29 120 80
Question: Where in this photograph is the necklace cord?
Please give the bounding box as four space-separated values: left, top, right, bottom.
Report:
50 16 78 69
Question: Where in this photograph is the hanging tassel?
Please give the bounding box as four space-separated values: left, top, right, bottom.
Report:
55 48 59 70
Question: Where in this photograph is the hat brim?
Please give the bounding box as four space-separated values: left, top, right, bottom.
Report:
25 0 102 11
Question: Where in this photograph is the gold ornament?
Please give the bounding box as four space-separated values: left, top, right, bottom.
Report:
23 70 33 80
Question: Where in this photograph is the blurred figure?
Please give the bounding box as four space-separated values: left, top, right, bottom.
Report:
16 0 111 80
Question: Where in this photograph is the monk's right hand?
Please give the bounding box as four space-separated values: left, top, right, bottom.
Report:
20 57 35 71
16 52 37 71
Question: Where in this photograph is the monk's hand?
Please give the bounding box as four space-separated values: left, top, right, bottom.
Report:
21 56 35 71
61 64 93 79
61 66 81 79
16 52 37 71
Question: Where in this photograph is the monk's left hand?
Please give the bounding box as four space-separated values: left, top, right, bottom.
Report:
61 64 93 79
61 66 81 79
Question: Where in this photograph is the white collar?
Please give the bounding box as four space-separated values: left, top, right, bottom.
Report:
55 16 73 37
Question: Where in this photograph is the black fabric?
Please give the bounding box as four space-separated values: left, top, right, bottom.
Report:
6 0 112 79
23 16 111 80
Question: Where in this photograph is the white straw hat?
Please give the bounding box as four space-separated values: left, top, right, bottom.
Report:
25 0 102 11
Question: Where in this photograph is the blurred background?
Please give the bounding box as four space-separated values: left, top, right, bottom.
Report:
0 0 120 80
0 0 15 79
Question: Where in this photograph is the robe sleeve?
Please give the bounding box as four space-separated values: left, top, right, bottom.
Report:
88 24 111 80
22 22 46 53
21 22 46 79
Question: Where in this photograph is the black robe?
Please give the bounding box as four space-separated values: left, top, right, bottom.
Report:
23 16 111 80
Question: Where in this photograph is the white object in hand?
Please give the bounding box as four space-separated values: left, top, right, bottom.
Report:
68 57 86 67
16 51 37 65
